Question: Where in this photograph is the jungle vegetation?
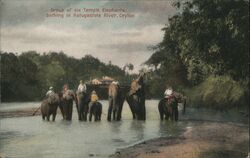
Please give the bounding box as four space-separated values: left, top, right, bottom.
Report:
145 0 249 109
1 51 130 101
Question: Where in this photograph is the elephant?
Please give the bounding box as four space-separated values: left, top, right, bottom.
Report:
77 92 90 121
41 94 60 121
158 96 178 121
61 89 78 121
107 83 126 121
89 101 102 121
126 74 146 120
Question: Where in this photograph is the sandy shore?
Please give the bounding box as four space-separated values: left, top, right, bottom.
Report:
110 122 249 158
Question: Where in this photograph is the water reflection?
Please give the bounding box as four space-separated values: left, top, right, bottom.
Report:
130 120 145 140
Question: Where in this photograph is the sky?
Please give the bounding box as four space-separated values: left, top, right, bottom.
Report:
1 0 177 72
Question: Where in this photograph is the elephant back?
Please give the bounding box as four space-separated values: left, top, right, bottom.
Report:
109 83 118 97
166 95 178 108
47 94 60 105
63 90 74 100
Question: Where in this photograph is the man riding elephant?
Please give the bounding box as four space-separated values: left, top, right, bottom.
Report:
41 92 60 121
126 73 146 120
158 86 179 121
61 84 78 121
46 86 55 98
76 80 90 121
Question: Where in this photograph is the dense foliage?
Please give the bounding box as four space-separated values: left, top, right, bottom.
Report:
145 0 249 108
1 51 128 101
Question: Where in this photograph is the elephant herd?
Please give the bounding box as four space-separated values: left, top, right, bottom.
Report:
40 75 186 122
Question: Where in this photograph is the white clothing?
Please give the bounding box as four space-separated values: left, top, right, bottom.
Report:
46 90 55 97
77 83 87 93
164 89 173 98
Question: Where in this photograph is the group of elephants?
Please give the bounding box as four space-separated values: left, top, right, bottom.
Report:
40 75 186 122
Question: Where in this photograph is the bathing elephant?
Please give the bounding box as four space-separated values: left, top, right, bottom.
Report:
77 92 90 121
41 94 60 121
158 96 178 121
126 74 146 120
107 83 126 121
61 90 78 121
89 101 102 121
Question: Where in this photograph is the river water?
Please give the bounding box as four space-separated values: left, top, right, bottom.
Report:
0 100 247 158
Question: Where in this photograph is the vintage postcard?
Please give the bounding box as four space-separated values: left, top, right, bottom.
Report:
0 0 249 158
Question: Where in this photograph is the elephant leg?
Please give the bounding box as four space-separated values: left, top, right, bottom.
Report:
78 104 81 121
89 112 92 122
62 101 68 120
159 111 164 121
59 102 65 119
158 101 164 121
98 113 101 121
107 105 112 121
127 96 137 119
170 109 174 121
78 102 83 121
141 98 146 121
182 100 186 114
83 104 88 121
64 103 69 120
98 104 102 121
46 106 50 121
114 105 119 121
68 102 73 120
166 105 172 121
117 99 124 121
83 111 87 121
117 107 121 121
107 98 113 121
64 100 72 121
42 114 45 120
94 112 98 122
165 110 170 120
52 113 56 121
112 109 116 121
134 99 141 120
174 107 178 121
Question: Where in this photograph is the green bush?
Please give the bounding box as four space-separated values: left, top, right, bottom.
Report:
186 75 249 109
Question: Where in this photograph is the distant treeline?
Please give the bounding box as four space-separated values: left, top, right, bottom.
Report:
0 51 134 102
